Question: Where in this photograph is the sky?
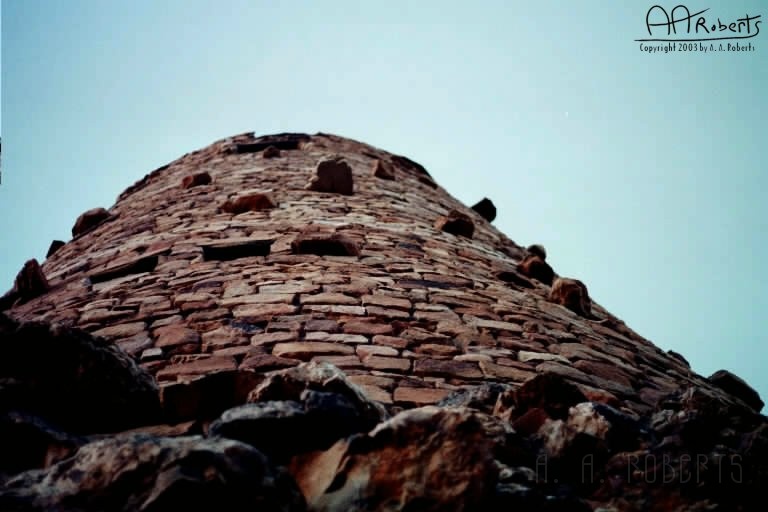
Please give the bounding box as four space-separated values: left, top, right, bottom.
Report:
1 1 766 410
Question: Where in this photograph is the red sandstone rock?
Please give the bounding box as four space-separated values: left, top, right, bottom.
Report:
45 240 65 258
0 435 306 511
290 232 359 257
0 259 50 310
516 254 554 285
372 159 395 180
3 132 766 511
435 209 475 238
180 171 211 188
262 145 281 158
71 207 111 237
289 406 496 511
306 155 354 195
471 197 496 222
221 193 276 214
548 277 593 318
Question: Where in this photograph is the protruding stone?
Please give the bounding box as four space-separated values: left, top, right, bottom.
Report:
435 209 475 238
289 406 496 512
526 244 547 260
548 277 592 318
71 207 111 237
221 193 276 214
372 159 395 180
471 197 496 222
180 171 212 189
306 155 354 195
291 232 359 257
0 313 161 434
45 240 65 258
516 254 554 285
0 435 307 511
709 369 764 412
247 361 388 427
0 259 50 310
498 373 588 421
262 145 281 158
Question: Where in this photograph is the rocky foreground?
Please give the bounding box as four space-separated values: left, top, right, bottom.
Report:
1 313 765 511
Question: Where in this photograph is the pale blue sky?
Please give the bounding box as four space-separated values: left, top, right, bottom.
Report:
2 1 766 409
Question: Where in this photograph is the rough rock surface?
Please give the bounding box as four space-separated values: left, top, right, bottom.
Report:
2 131 765 510
71 207 111 237
0 313 161 434
471 197 497 222
221 192 276 214
435 209 475 238
306 155 354 195
517 254 555 285
0 259 50 310
548 277 593 318
709 369 764 412
0 435 306 512
289 406 497 512
181 171 212 189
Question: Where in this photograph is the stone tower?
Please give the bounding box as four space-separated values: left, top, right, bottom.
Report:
2 132 765 511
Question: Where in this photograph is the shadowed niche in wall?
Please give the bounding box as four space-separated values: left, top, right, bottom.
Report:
89 255 160 284
201 239 274 261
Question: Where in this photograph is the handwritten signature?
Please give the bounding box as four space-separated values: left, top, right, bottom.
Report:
636 5 761 42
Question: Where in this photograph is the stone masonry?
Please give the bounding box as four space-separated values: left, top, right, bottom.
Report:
1 132 753 415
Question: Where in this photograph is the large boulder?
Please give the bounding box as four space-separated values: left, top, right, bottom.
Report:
435 209 475 238
210 389 372 463
290 406 497 512
71 207 111 237
247 361 388 429
0 259 50 311
471 198 496 222
708 369 764 412
0 314 161 434
516 255 554 285
548 278 593 318
0 434 306 512
306 156 354 195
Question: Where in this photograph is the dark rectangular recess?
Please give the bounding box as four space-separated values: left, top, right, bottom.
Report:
89 255 159 284
201 240 273 261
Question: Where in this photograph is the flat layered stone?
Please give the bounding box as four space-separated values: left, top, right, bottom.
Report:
272 342 355 359
414 359 483 379
232 303 298 321
239 354 299 371
365 306 410 320
154 325 200 348
220 295 294 310
363 356 411 371
342 320 394 336
393 386 451 405
300 293 359 305
303 305 367 316
472 318 524 334
479 360 536 381
250 331 298 346
518 350 569 364
372 335 410 349
356 345 399 359
304 332 368 344
155 356 238 381
357 384 393 404
92 322 147 339
260 282 321 294
361 294 412 311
